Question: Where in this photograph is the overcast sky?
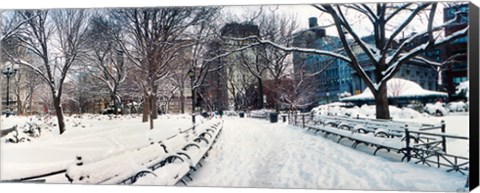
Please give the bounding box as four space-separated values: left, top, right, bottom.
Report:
222 3 450 39
0 1 463 39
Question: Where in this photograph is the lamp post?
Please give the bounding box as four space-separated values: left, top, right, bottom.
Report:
2 66 18 117
188 69 195 124
326 92 330 104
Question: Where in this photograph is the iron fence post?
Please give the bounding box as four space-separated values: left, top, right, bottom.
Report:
405 127 411 162
302 114 305 128
441 120 447 153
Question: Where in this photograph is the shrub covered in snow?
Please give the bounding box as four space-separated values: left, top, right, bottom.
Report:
447 101 467 112
423 102 449 116
2 120 54 143
311 103 427 119
249 109 274 118
455 81 469 99
223 110 239 117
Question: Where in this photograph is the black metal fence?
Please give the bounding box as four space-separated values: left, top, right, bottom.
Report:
287 112 470 174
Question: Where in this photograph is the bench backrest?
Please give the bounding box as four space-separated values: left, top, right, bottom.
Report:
315 115 430 132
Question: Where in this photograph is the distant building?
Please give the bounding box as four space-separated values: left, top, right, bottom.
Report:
199 22 264 111
442 3 468 99
293 17 350 106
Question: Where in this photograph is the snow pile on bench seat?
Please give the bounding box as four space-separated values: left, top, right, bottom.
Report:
306 124 405 149
134 161 191 185
64 118 223 185
66 143 170 184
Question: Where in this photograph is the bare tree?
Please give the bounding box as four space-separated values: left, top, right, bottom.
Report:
233 3 468 119
257 8 298 112
4 10 89 134
279 64 318 112
184 8 222 116
112 7 218 128
168 48 192 114
13 66 42 115
389 78 409 106
84 14 127 115
157 74 179 114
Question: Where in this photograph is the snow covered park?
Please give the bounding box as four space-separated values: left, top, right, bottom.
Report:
0 108 470 191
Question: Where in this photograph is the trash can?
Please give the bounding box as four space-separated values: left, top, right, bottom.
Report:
201 112 209 118
282 115 287 122
269 112 278 123
239 112 245 118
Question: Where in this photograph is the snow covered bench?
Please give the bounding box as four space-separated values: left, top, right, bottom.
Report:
1 125 17 137
64 119 223 185
349 119 408 138
65 142 172 184
311 115 428 138
129 119 223 185
305 124 406 156
132 120 224 186
174 120 223 185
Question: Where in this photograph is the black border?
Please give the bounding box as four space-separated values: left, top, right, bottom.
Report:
469 2 479 191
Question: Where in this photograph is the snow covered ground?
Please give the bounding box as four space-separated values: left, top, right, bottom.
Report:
0 114 201 181
187 118 467 191
0 112 469 192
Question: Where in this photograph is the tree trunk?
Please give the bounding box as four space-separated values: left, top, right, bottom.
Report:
180 88 185 114
151 85 158 119
111 93 118 115
257 77 264 109
374 83 390 120
151 94 158 119
29 90 34 115
16 94 23 115
166 97 171 114
53 97 66 134
149 95 154 129
142 95 150 123
274 78 280 113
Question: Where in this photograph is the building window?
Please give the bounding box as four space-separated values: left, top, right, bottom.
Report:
453 76 468 84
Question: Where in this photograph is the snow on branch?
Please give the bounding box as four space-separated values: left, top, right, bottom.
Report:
229 36 352 63
341 4 377 23
385 3 414 22
203 42 262 63
411 55 442 66
387 9 466 66
382 26 468 82
4 53 52 88
334 5 381 64
383 3 431 52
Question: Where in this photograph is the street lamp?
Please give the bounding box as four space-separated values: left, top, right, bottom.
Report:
326 92 330 104
188 68 195 124
2 66 18 117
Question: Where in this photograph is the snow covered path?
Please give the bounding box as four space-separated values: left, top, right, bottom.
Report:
188 118 467 191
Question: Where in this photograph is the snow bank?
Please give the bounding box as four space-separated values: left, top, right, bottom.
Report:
424 102 449 116
311 104 427 119
0 114 199 181
249 109 277 118
340 78 447 101
456 80 469 99
447 101 467 112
